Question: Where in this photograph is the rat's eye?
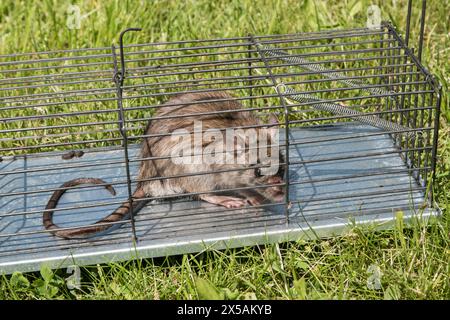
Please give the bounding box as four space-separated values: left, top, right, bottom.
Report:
254 167 262 177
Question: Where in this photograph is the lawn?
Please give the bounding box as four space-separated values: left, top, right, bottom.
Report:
0 0 448 299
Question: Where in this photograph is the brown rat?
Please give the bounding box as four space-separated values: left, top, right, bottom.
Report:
43 91 285 239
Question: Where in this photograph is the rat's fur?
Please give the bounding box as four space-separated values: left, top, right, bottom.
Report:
43 91 285 239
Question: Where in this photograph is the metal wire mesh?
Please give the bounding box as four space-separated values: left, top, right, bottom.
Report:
0 22 441 273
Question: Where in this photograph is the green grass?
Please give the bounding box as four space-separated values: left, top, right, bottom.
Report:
1 220 448 299
0 0 449 299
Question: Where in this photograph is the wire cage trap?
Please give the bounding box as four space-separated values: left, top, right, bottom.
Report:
0 2 442 273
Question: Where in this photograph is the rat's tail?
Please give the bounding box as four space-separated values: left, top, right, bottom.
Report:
43 178 146 239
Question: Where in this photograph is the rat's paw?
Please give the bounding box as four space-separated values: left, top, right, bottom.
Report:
220 197 247 209
199 194 247 209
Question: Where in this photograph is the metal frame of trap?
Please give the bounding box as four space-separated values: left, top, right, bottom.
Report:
0 0 442 274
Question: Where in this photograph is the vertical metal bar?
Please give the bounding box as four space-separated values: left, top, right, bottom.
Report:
430 84 442 204
405 0 413 47
389 17 422 183
385 28 394 124
250 35 290 226
378 25 389 124
112 28 141 242
377 25 385 87
396 27 410 164
112 45 138 242
423 89 434 189
417 79 427 185
418 0 426 62
409 52 422 179
404 56 414 178
248 34 253 110
392 29 402 148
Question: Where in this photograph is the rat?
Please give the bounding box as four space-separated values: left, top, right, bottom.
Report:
43 91 286 239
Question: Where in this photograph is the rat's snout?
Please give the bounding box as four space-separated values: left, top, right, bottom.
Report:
267 176 284 192
264 175 285 202
267 176 283 185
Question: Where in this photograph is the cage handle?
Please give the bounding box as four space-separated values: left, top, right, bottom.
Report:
112 27 141 242
117 28 142 85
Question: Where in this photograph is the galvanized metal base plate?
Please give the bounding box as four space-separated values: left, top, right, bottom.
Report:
0 124 437 274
